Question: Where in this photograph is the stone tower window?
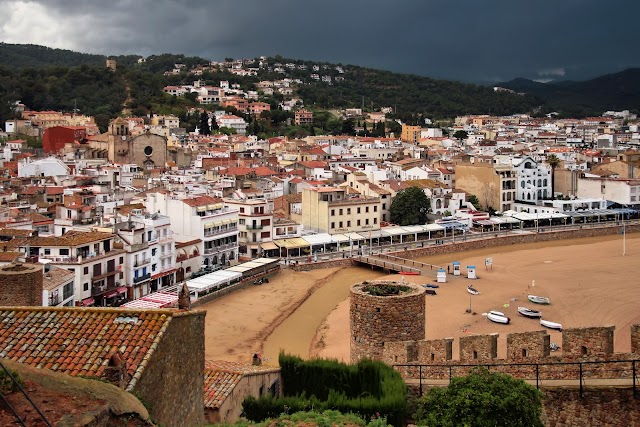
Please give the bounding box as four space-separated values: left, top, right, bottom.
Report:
431 353 435 362
376 307 381 312
473 350 478 360
581 346 588 355
522 349 528 358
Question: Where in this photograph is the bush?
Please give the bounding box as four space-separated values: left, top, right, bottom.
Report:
413 367 543 427
242 354 407 426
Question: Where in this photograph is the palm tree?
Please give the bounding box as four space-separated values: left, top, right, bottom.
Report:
546 154 561 199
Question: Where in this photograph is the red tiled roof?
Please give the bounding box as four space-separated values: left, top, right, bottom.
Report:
203 360 280 409
254 166 278 176
299 161 327 169
0 307 176 389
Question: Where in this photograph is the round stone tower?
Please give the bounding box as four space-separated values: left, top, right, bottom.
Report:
0 263 43 306
350 280 425 363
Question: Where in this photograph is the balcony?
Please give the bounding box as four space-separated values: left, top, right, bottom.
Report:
160 251 173 258
204 226 238 238
129 242 149 252
133 273 151 283
246 224 263 231
134 258 150 267
91 269 119 282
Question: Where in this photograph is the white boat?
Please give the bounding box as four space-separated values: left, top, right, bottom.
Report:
467 285 480 295
518 306 542 318
528 295 550 305
540 319 563 331
487 310 510 324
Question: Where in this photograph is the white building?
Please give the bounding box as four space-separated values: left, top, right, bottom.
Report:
18 157 70 179
217 115 247 135
144 192 240 269
511 157 552 203
224 198 273 258
577 177 640 207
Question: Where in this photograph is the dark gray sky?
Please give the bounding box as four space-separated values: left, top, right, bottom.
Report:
1 0 639 83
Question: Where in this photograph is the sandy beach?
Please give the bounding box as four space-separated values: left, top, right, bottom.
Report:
200 234 640 365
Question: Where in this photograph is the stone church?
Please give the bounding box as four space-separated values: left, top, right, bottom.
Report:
108 117 169 169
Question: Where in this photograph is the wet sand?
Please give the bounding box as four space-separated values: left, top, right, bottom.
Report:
200 234 640 365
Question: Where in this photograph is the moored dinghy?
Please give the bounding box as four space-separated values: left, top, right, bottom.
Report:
467 285 480 295
540 319 563 331
487 310 510 324
518 306 542 318
528 295 550 305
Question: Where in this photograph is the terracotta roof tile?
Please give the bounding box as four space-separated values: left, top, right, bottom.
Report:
0 307 175 390
203 360 280 409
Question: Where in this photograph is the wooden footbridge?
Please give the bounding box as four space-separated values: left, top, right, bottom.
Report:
354 254 444 277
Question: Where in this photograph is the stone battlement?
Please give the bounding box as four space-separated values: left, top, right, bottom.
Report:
382 325 640 382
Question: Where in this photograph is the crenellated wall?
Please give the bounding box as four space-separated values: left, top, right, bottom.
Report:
507 330 551 361
381 325 640 383
459 334 499 362
562 326 615 357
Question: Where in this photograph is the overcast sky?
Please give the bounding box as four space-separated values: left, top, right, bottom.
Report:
1 0 639 83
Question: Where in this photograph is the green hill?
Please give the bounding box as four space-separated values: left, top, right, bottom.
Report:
497 68 640 117
0 43 106 68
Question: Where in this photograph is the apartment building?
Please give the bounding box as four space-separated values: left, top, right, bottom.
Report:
577 177 640 207
114 212 176 299
511 157 552 202
16 231 126 307
145 192 239 270
294 109 313 126
301 187 381 234
455 163 517 212
223 198 273 258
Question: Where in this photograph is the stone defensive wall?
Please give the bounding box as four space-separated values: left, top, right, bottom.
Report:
383 325 640 382
395 224 640 260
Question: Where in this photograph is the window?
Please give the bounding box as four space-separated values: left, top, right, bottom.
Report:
240 207 245 213
152 264 157 271
148 231 152 241
331 209 335 216
365 206 369 213
339 209 343 215
357 219 361 226
239 218 245 225
331 222 335 228
347 220 351 227
83 267 89 274
382 204 386 209
44 248 51 255
365 219 369 225
374 218 377 224
357 207 361 214
83 283 89 292
119 257 124 264
60 249 69 256
152 248 157 256
347 208 351 215
63 282 73 300
374 206 378 212
339 221 343 228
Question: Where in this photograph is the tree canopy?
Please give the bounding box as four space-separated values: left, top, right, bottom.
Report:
390 187 430 226
413 367 544 427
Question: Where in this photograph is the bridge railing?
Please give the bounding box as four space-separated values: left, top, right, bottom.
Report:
394 359 639 398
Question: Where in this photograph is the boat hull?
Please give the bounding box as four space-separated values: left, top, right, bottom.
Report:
540 319 563 331
467 286 480 295
518 306 542 318
528 295 550 305
487 312 510 324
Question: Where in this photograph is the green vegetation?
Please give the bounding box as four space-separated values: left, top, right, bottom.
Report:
362 283 412 296
208 409 390 427
242 353 407 426
468 195 481 210
0 367 24 394
413 368 543 427
390 187 431 226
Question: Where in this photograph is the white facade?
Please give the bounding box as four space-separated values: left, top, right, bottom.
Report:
224 198 274 258
577 177 640 207
512 157 552 202
217 115 247 135
18 157 70 178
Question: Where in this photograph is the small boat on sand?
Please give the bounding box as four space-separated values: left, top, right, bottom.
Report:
400 271 420 275
425 289 437 296
467 285 480 295
424 283 439 289
540 319 563 331
487 310 510 324
518 306 542 318
528 295 550 305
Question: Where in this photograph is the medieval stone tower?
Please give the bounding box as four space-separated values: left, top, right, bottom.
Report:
350 280 425 363
0 263 43 306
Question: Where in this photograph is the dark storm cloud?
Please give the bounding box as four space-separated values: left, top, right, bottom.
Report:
2 0 639 82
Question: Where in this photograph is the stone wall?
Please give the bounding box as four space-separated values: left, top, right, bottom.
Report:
350 281 425 363
459 334 498 362
632 324 640 354
388 325 640 383
562 326 615 357
542 388 640 427
398 225 640 260
507 330 551 361
0 263 43 306
132 310 206 427
290 258 353 271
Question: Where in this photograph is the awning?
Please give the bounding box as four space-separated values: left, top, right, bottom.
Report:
116 286 127 295
207 204 217 210
151 268 177 280
104 289 119 298
196 206 206 212
81 297 95 306
301 233 333 246
205 222 215 229
274 237 310 249
260 242 279 250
